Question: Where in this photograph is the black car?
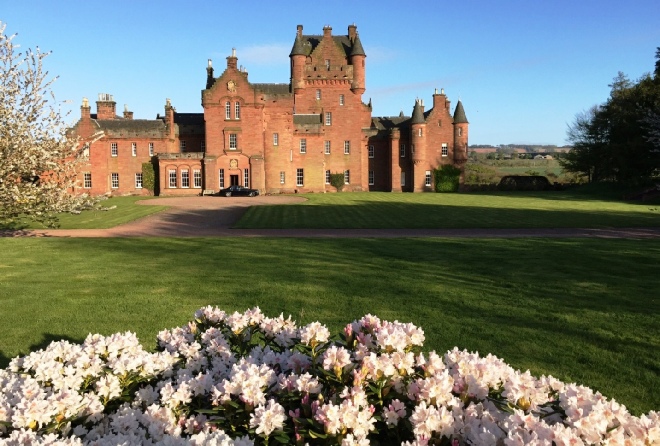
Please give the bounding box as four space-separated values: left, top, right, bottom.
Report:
219 185 259 197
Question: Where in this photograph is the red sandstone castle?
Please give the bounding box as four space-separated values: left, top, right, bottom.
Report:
70 24 468 196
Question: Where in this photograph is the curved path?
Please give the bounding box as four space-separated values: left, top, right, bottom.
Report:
3 196 660 239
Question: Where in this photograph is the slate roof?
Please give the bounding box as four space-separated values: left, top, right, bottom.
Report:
411 101 425 124
289 34 364 58
453 100 468 123
371 116 409 130
174 113 204 125
95 119 166 137
253 83 291 95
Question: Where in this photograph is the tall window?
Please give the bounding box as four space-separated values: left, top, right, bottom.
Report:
193 170 202 188
132 142 137 156
273 133 279 146
296 168 304 187
458 127 462 136
325 112 332 126
181 170 190 188
111 173 119 189
229 134 237 149
324 141 331 154
225 101 231 119
325 170 330 184
425 171 432 187
339 94 344 106
400 143 405 158
219 169 225 188
300 138 307 154
149 142 154 156
325 59 330 70
316 89 321 100
243 168 249 187
368 171 374 185
344 140 350 155
83 173 92 189
201 141 205 151
135 173 143 189
235 102 240 119
169 170 177 188
344 170 350 185
180 140 186 151
400 171 406 186
368 145 374 158
111 142 118 157
441 143 448 157
418 128 423 137
280 171 285 184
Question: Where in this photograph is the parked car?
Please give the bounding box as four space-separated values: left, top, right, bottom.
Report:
219 185 259 197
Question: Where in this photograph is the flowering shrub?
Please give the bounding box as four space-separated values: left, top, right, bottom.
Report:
1 307 658 445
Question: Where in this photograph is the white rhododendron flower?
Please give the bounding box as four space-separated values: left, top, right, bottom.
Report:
0 306 657 445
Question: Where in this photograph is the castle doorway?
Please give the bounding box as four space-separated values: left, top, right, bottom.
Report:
230 175 239 186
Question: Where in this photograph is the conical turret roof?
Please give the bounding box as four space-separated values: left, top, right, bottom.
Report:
289 35 307 56
411 100 425 124
453 100 468 123
350 34 366 57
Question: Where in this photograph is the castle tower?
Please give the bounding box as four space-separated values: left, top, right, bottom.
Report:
411 99 427 191
453 100 469 164
96 93 116 120
289 25 306 93
349 27 366 95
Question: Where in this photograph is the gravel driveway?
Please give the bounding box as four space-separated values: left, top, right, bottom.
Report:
3 195 660 238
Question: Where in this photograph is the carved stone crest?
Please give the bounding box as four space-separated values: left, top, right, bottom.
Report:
227 80 236 93
229 159 238 169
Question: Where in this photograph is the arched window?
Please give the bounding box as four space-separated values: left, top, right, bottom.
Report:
225 101 231 120
235 102 240 119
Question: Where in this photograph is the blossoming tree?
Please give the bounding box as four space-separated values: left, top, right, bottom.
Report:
0 22 92 229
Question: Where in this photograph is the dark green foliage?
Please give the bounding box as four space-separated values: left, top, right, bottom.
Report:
434 165 461 192
329 172 345 192
561 50 660 185
141 162 156 195
498 175 552 191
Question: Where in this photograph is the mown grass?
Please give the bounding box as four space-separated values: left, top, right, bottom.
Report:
1 237 658 414
2 196 166 230
237 191 660 229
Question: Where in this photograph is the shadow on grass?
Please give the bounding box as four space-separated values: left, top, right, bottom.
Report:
237 201 660 229
0 333 85 369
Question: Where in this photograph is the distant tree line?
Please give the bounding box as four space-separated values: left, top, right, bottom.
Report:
560 48 660 184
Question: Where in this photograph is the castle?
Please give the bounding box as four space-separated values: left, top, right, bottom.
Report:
70 24 468 196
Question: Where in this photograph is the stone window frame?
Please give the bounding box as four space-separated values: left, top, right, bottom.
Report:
344 169 350 185
273 133 279 146
300 138 307 154
296 168 304 187
368 170 374 186
229 134 237 150
325 112 332 126
425 170 432 187
225 101 231 120
193 170 202 188
149 142 154 156
344 140 350 155
441 143 448 157
132 142 137 156
111 142 118 157
368 145 374 158
244 168 249 187
339 94 344 106
235 102 241 120
324 140 331 154
325 170 330 184
135 172 143 189
181 170 190 188
280 171 285 184
83 172 92 189
111 172 119 189
219 169 225 188
169 170 177 188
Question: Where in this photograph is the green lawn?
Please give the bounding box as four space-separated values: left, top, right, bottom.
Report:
2 196 167 230
236 191 660 229
1 237 658 415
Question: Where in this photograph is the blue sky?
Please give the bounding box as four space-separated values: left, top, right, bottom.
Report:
3 0 659 145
